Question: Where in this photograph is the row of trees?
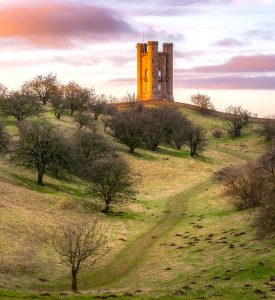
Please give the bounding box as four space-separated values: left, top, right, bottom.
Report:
0 74 115 122
110 105 207 156
215 151 275 238
0 121 137 214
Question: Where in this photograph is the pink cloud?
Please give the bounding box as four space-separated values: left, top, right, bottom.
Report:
0 3 136 48
175 76 275 90
211 38 246 47
176 54 275 73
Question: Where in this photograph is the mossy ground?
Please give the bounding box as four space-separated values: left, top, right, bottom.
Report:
0 106 274 299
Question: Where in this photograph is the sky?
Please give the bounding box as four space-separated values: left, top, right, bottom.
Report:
0 0 274 116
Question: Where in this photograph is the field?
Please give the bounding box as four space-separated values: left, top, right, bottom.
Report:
0 105 274 299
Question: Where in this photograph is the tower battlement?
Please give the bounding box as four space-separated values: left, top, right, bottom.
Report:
136 41 174 102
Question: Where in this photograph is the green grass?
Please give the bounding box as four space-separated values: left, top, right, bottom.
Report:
0 104 273 300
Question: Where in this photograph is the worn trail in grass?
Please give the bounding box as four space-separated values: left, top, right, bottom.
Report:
85 180 213 289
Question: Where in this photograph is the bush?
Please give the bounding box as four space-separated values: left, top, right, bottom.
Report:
258 117 275 142
191 93 214 114
212 129 223 138
221 164 262 210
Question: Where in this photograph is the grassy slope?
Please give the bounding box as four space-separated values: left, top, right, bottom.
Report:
0 106 274 299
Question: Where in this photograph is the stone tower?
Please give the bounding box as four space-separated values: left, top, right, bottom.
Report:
136 41 174 102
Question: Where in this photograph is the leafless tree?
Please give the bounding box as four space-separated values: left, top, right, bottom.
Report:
191 93 214 114
50 86 67 119
90 94 107 121
75 112 94 129
52 216 109 293
186 125 207 157
22 73 58 105
258 115 275 142
225 105 250 138
89 157 137 213
0 89 42 121
64 82 93 115
0 83 8 98
101 104 117 132
121 92 136 110
110 108 144 153
15 122 71 185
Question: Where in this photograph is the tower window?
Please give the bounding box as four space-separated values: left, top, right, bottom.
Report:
158 70 162 78
158 84 161 91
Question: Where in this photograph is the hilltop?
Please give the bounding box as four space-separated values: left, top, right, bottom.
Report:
0 102 274 300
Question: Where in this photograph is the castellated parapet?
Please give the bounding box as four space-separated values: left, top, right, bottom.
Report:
136 41 174 102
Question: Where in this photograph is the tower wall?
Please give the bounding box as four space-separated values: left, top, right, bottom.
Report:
137 41 174 102
163 43 174 101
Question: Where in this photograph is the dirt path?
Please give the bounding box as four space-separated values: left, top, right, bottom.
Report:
87 180 213 288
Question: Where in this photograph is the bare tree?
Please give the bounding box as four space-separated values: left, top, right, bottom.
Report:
90 94 107 121
258 116 275 142
101 104 117 132
141 107 164 151
186 125 207 157
225 106 250 138
89 157 137 213
191 93 214 114
52 216 109 293
75 112 94 129
22 73 58 105
0 89 42 121
15 122 71 185
110 108 144 153
121 92 136 110
0 83 8 98
50 86 67 119
64 82 93 115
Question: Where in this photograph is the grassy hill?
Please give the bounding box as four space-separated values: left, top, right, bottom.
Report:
0 105 274 299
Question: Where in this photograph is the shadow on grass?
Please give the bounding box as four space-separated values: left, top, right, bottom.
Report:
158 146 190 159
105 210 139 220
123 149 158 161
10 173 88 198
195 155 213 164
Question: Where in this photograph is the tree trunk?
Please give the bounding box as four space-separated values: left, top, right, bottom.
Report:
37 170 44 185
103 200 110 213
71 269 78 293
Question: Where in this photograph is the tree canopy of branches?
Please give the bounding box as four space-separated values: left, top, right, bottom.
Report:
50 87 67 119
141 107 164 151
186 125 207 157
110 108 144 153
73 131 114 178
191 93 214 114
15 122 71 185
101 104 117 132
64 82 93 115
0 89 42 121
75 112 94 129
52 216 109 293
0 83 8 98
225 106 250 138
217 151 275 238
22 73 58 105
258 116 275 142
217 163 262 210
89 157 137 213
0 123 9 154
90 94 107 121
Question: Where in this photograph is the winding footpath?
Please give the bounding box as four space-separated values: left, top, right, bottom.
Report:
88 180 213 288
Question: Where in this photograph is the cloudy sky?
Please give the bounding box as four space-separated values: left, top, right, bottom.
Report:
0 0 274 116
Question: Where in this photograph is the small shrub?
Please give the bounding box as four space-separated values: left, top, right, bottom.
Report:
212 129 223 138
